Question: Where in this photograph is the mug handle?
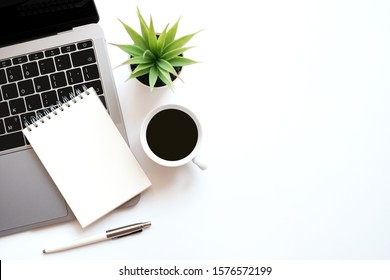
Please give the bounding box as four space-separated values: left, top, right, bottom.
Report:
192 156 208 170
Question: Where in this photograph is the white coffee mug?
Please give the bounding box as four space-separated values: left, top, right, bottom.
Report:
140 104 207 170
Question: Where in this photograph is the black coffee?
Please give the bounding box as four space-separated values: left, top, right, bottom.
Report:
146 109 198 161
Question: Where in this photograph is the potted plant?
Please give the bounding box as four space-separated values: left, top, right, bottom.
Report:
112 8 201 91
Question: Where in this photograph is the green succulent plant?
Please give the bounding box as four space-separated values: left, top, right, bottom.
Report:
113 8 201 91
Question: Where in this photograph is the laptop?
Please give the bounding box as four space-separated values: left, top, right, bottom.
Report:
0 0 140 237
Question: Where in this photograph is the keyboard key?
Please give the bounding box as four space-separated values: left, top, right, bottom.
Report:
9 98 26 115
22 62 40 78
73 84 87 95
45 48 60 57
6 65 23 82
0 131 25 151
77 40 93 49
29 52 44 61
12 56 28 65
57 86 73 102
21 112 36 128
66 68 83 84
55 54 72 71
36 108 52 118
75 80 103 95
50 72 67 88
38 58 55 74
25 94 42 111
0 60 11 68
82 64 100 81
1 83 18 100
41 90 58 107
0 69 6 85
0 101 10 118
4 116 22 133
34 76 51 92
18 79 35 96
71 49 96 67
61 44 76 53
99 96 107 109
0 119 5 134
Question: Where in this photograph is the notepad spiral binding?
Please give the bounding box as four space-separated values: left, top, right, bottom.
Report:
24 86 92 132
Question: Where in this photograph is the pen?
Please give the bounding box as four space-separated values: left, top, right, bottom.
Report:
43 221 151 254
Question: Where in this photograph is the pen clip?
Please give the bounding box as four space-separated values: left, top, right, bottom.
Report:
114 229 143 239
106 222 146 239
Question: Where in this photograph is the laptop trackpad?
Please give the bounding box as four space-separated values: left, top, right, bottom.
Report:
0 149 68 232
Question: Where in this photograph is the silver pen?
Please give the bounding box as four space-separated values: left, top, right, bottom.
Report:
43 221 151 254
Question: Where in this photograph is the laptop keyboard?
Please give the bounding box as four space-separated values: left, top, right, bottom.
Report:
0 40 106 153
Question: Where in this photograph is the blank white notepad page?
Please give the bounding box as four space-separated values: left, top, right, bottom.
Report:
23 88 151 228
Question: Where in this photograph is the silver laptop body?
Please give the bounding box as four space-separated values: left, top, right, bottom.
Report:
0 1 138 237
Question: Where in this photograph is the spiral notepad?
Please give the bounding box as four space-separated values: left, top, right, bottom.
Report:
23 87 151 228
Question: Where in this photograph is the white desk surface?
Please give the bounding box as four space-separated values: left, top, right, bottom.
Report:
2 0 390 259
